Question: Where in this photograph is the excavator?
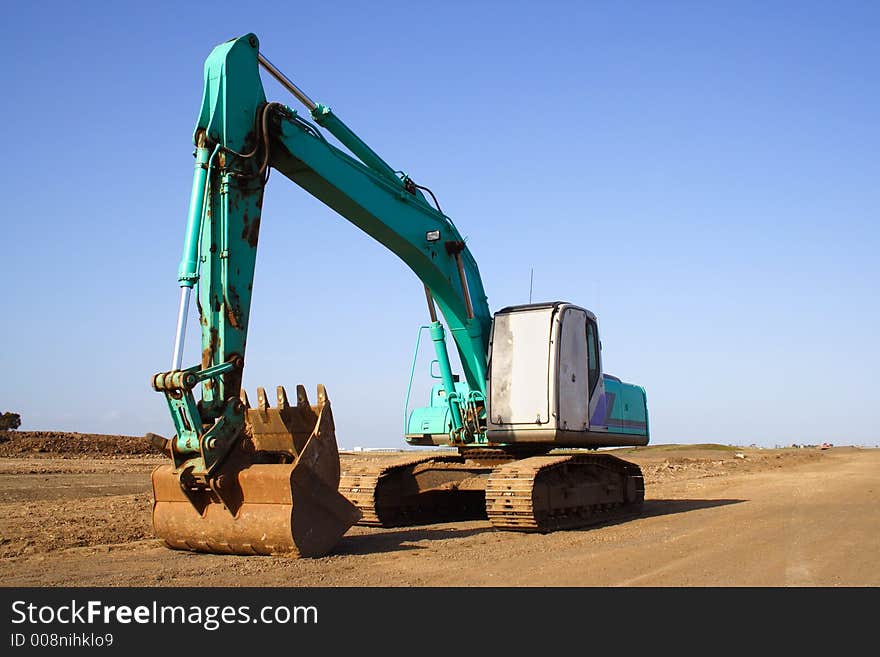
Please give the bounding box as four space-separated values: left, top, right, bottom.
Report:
148 33 650 557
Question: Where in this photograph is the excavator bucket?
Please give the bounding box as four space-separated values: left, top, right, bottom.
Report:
151 384 361 557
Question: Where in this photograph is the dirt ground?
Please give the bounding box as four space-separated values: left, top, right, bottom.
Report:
0 432 877 586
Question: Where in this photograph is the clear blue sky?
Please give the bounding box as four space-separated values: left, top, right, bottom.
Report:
1 1 877 447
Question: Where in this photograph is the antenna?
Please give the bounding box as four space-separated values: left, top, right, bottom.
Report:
529 267 534 303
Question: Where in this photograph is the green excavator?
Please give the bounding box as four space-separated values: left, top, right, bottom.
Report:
148 33 650 557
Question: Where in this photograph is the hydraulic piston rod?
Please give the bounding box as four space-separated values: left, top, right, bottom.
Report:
171 136 212 369
171 287 191 370
258 53 316 111
258 52 401 184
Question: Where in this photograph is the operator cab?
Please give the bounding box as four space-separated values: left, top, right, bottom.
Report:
486 302 648 447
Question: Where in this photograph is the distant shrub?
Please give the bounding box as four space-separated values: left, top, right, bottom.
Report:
0 412 21 431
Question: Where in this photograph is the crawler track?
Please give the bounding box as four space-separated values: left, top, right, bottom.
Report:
339 454 489 526
485 453 644 531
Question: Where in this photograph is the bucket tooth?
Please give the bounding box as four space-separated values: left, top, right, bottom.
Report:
257 386 269 412
240 389 251 409
296 384 310 407
277 385 290 410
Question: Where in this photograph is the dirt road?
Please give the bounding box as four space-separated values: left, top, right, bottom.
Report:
0 434 876 586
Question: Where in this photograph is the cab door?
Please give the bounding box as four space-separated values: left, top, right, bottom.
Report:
557 307 589 431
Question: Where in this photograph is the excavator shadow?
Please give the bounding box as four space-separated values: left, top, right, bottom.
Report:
335 525 493 555
566 498 746 532
640 498 745 519
333 499 746 554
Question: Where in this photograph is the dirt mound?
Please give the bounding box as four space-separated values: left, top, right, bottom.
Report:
0 431 162 457
614 444 826 483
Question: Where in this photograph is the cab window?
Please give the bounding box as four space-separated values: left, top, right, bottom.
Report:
586 320 600 393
